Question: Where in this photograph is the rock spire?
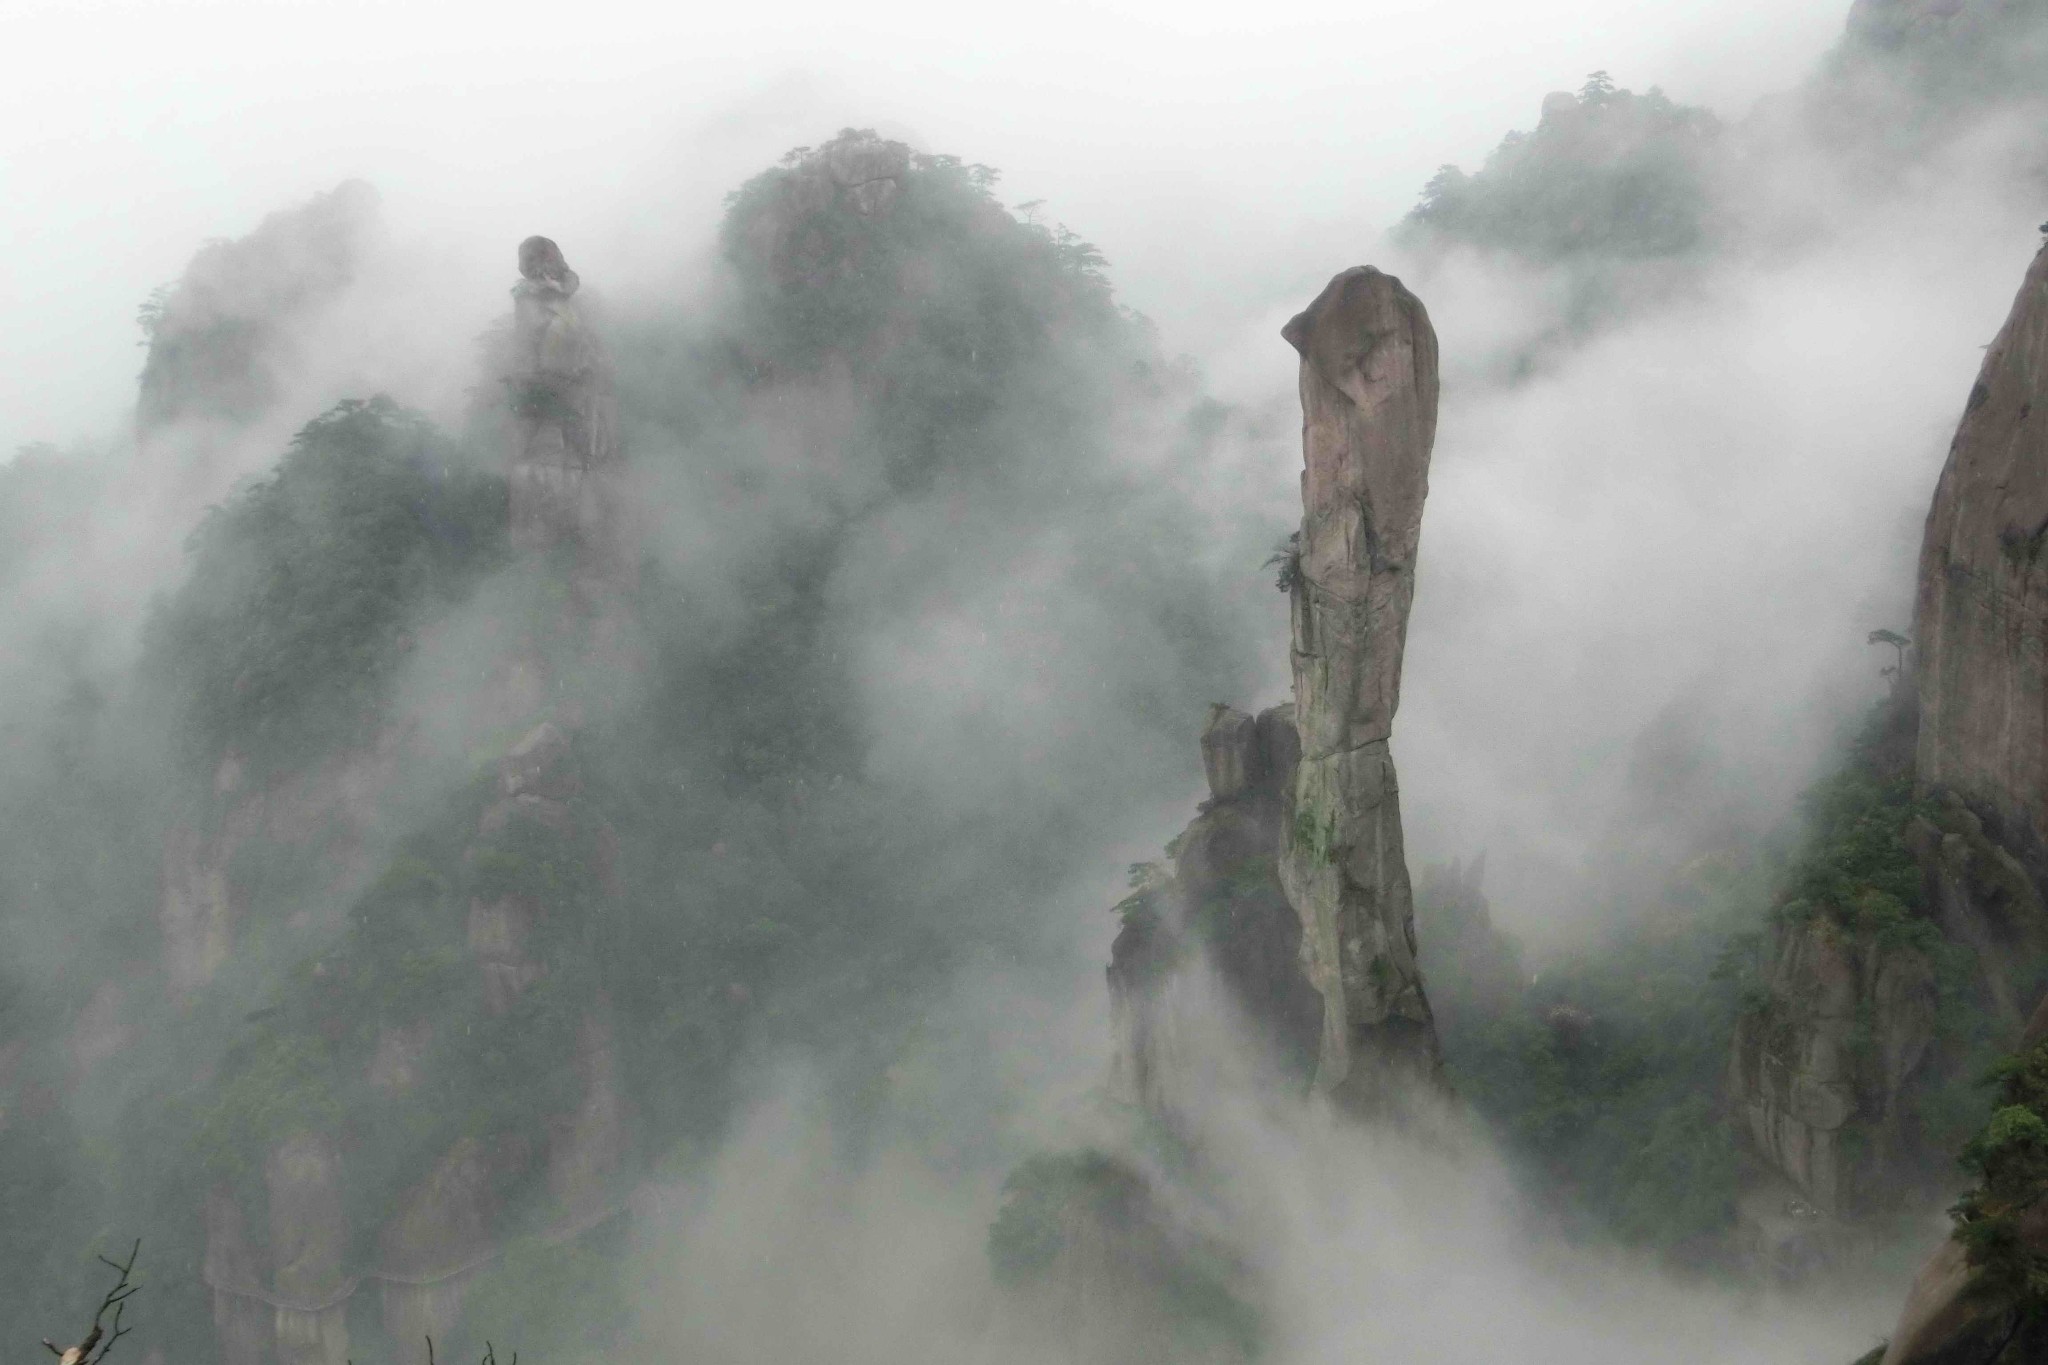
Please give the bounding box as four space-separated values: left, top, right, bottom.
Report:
503 235 626 574
1276 266 1445 1110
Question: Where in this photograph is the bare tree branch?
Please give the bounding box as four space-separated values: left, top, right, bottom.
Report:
43 1242 140 1365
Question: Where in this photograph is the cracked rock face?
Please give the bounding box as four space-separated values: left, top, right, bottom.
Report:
1915 245 2048 874
1275 266 1444 1110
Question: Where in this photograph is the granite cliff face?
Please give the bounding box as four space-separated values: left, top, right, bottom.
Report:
1277 266 1445 1110
1844 245 2048 1362
1915 244 2048 875
1728 898 1939 1218
1729 250 2048 1233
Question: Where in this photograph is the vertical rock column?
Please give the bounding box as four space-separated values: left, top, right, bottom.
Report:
505 235 626 577
492 235 640 718
1277 267 1444 1110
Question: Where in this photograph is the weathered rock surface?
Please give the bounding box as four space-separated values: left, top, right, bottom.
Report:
1108 703 1320 1111
1911 790 2048 1033
1276 266 1444 1109
1839 247 2048 1359
1915 243 2048 877
1727 913 1938 1215
365 1021 433 1095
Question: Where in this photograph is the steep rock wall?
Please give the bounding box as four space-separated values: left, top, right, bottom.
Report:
1730 250 2048 1230
1846 241 2048 1363
1276 266 1444 1109
1728 912 1938 1216
1915 243 2048 872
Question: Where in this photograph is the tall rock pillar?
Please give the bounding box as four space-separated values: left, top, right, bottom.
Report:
487 234 639 719
503 235 627 580
1277 266 1444 1110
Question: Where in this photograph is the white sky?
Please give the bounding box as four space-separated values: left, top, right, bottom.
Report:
3 0 1848 454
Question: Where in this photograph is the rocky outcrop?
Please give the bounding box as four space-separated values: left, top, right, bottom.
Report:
501 236 627 577
1912 790 2048 1034
1846 0 1986 50
1915 244 2048 874
1276 266 1445 1110
1728 915 1939 1215
1108 704 1320 1111
1012 704 1300 1362
1817 0 2048 149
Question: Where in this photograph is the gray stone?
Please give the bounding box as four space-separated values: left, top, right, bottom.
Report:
1727 915 1937 1214
1199 704 1260 803
1275 266 1445 1110
1915 245 2048 871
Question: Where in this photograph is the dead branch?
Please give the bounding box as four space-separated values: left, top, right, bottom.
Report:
42 1241 140 1365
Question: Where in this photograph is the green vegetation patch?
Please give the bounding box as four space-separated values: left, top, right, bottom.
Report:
1403 72 1721 263
145 396 507 774
1953 1039 2048 1318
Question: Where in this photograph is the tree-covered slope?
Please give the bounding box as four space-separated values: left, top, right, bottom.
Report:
0 130 1276 1361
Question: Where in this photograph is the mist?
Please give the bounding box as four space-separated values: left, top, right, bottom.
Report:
4 1 2047 1363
